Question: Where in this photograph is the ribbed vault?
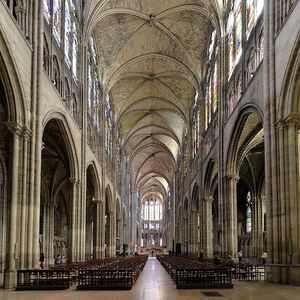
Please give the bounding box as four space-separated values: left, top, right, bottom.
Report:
88 0 221 201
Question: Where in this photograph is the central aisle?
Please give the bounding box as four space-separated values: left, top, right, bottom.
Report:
132 257 176 299
1 258 300 300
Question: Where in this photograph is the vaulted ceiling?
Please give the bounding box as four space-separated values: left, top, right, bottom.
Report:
88 0 222 201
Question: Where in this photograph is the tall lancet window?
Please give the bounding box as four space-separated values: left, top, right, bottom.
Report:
64 0 78 79
205 29 218 130
227 0 264 79
53 0 62 45
246 191 252 233
105 95 113 158
87 35 101 132
192 91 200 158
43 0 51 22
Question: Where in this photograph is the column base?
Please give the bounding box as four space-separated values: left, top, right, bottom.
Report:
266 264 300 285
4 269 17 289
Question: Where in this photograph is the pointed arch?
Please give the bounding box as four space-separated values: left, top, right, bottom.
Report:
225 105 263 176
42 111 80 179
105 185 113 213
0 27 27 125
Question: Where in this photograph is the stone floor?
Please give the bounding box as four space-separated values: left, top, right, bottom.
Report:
1 257 300 300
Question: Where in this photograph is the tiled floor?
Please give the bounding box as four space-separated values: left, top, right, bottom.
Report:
1 257 300 300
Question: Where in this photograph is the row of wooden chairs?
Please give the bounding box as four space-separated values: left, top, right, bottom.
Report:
157 255 233 289
17 256 148 290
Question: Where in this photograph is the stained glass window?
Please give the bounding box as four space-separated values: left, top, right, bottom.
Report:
87 64 92 114
144 202 149 221
235 0 242 64
43 0 51 23
228 0 264 79
72 19 78 79
53 0 62 45
246 0 255 39
227 11 234 77
208 30 216 60
212 62 218 113
142 199 163 221
64 0 72 66
192 91 200 158
149 200 154 220
256 0 264 20
205 28 219 130
105 95 113 158
246 191 252 233
87 35 101 132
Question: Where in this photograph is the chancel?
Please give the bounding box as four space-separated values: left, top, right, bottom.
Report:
0 0 300 299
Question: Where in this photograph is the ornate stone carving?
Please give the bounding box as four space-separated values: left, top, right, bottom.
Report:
5 122 23 136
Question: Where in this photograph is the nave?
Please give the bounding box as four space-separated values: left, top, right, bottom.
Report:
0 0 300 290
0 258 299 300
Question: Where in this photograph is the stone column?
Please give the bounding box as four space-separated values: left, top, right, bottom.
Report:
94 199 104 259
107 211 116 257
225 174 239 257
44 203 54 265
79 180 85 262
203 197 213 257
69 178 80 262
130 191 137 254
4 123 22 288
286 116 299 265
253 196 263 259
0 182 7 281
190 210 200 256
19 127 31 269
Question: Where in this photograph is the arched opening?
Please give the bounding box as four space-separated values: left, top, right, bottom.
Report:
228 110 265 261
141 196 164 249
212 186 219 256
237 180 253 258
182 198 189 255
0 80 9 287
116 199 121 256
85 166 98 260
203 160 219 258
190 185 199 255
104 187 113 257
39 119 74 264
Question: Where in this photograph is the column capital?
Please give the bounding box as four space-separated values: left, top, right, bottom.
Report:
6 122 23 136
22 127 32 141
204 196 214 203
278 113 300 129
69 177 81 187
225 174 239 181
93 199 102 205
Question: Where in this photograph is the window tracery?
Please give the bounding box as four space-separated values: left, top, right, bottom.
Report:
205 30 219 130
142 198 163 221
53 0 62 45
192 91 200 158
87 35 101 132
227 0 264 79
246 191 252 233
43 0 51 23
43 0 78 80
105 95 113 159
